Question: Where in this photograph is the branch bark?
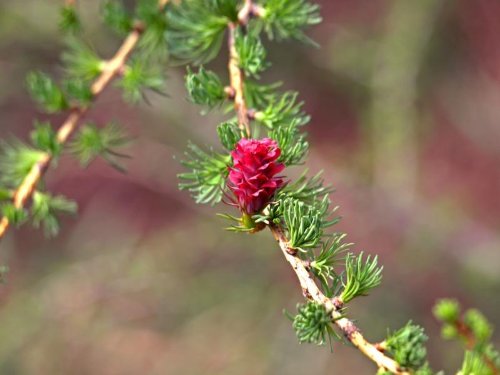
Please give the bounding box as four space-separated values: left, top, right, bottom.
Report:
270 225 410 375
227 23 251 138
226 1 259 138
0 1 169 241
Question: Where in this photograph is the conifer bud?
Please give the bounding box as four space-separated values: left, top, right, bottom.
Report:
228 138 285 215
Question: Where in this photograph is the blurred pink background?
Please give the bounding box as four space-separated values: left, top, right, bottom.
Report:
0 0 499 373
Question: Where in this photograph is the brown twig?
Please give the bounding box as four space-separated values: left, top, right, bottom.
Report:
226 1 259 138
0 1 169 241
270 225 410 375
227 23 250 138
454 319 499 375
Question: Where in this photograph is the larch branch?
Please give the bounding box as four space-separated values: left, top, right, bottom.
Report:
224 2 409 373
270 225 410 375
0 1 169 241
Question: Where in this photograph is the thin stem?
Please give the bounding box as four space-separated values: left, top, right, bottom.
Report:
226 1 257 138
270 225 410 375
227 23 250 138
0 1 169 241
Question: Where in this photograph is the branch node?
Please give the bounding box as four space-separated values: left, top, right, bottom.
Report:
132 20 146 34
331 296 344 310
224 86 236 100
286 246 298 256
247 108 256 121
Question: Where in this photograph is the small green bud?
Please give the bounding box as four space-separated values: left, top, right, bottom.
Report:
464 309 492 343
385 322 428 369
433 299 460 323
241 213 254 230
441 324 458 340
291 302 335 346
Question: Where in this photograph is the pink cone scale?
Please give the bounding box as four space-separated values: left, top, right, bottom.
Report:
228 138 285 215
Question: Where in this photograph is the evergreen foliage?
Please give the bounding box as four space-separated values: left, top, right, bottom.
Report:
279 171 331 204
166 0 232 64
135 0 169 56
31 191 77 237
281 197 325 251
26 71 68 114
178 143 230 205
254 91 310 130
102 0 134 35
217 121 242 151
185 67 226 110
459 351 488 375
235 31 269 77
62 40 103 82
269 119 308 165
70 123 130 170
64 79 94 106
0 204 28 227
340 252 383 303
310 234 349 285
59 5 81 34
259 0 322 43
118 59 165 103
30 121 61 156
243 80 282 109
0 141 45 187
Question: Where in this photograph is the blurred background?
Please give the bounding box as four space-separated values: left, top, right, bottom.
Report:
0 0 499 374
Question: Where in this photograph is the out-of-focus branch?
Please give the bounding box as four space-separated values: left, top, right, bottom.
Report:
270 225 411 375
453 319 499 375
369 0 443 207
0 0 169 241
